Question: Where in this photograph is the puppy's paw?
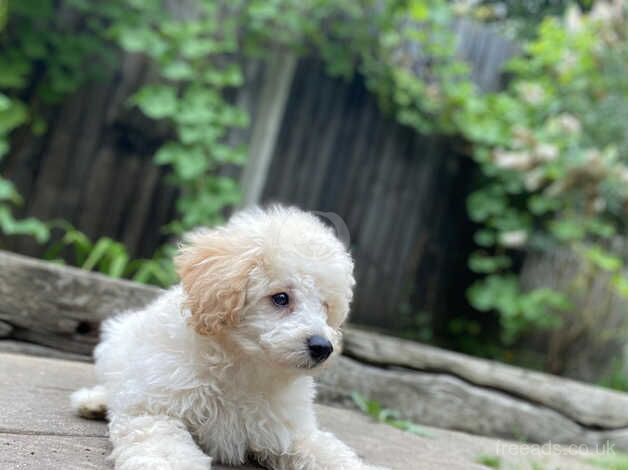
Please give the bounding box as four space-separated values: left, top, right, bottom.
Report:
70 385 107 420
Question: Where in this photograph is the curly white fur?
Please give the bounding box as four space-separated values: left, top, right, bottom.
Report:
71 206 388 470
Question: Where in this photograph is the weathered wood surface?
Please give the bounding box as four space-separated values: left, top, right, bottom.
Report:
2 250 628 450
0 250 160 354
0 353 604 470
318 356 628 450
342 328 628 429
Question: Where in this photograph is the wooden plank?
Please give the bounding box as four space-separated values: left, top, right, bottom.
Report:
0 352 603 470
239 50 297 207
0 434 111 470
0 353 409 470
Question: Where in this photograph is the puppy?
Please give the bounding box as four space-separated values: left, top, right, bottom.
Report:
71 206 387 470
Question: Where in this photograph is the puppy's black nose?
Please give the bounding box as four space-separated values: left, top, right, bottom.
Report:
307 335 333 363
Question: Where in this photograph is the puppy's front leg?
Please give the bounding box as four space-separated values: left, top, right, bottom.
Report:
259 430 390 470
108 413 212 470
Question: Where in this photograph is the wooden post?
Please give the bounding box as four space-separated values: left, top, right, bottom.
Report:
239 50 297 207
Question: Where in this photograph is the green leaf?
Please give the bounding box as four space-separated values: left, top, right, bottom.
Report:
410 2 429 21
474 230 495 247
162 61 195 81
0 207 49 243
0 58 30 88
584 246 622 273
180 38 219 59
132 85 178 119
0 100 28 133
154 142 186 165
107 251 130 278
549 219 586 242
351 392 369 414
82 238 115 271
0 179 21 204
467 188 507 223
469 253 511 274
0 94 11 111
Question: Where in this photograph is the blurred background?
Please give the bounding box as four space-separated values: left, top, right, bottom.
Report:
0 0 627 391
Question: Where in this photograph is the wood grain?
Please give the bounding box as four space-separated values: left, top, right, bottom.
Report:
0 352 601 470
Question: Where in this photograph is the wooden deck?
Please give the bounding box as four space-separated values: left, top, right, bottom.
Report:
0 352 609 470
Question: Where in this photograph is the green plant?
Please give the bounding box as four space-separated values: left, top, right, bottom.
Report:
590 452 628 470
358 2 628 346
43 222 176 287
351 392 432 437
598 359 628 393
110 0 251 233
477 454 502 469
0 0 117 245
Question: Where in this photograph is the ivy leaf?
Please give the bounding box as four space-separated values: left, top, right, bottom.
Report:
132 85 178 119
0 179 22 204
467 188 507 223
469 253 511 274
549 219 585 242
0 57 31 88
162 61 194 81
0 99 28 133
473 230 496 247
584 246 622 273
154 142 186 165
0 93 10 111
181 38 219 59
116 27 167 57
172 147 209 181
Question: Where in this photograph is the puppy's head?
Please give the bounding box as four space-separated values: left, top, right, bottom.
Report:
175 205 355 372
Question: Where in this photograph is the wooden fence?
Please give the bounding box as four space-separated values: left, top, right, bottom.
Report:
0 20 516 330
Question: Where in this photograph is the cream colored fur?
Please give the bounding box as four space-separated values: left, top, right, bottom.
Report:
71 206 388 470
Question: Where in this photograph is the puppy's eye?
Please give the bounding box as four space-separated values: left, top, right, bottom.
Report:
271 293 290 307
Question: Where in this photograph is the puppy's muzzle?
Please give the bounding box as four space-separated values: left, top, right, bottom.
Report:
307 335 333 363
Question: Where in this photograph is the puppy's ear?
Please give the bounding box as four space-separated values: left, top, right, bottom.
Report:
174 229 254 335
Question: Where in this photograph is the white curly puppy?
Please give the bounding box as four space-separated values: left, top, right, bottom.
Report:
71 206 386 470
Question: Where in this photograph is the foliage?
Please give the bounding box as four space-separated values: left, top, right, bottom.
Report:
457 0 596 38
334 0 628 346
43 222 176 286
0 0 116 245
460 5 628 344
351 392 432 437
598 359 628 393
109 0 252 233
589 453 628 470
476 454 502 469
